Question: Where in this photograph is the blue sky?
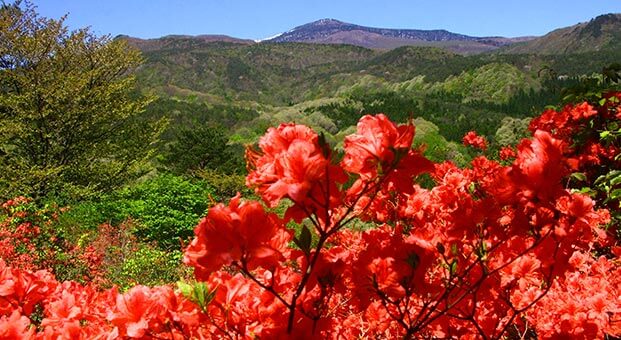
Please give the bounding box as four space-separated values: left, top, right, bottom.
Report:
36 1 621 40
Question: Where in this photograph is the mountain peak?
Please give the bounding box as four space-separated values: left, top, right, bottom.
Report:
265 19 530 53
591 13 621 24
311 18 346 26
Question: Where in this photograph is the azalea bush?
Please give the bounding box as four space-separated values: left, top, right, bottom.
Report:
1 92 620 338
0 197 104 284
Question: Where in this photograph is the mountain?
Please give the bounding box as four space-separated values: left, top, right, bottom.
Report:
500 13 621 54
119 14 621 105
117 34 254 52
265 19 533 53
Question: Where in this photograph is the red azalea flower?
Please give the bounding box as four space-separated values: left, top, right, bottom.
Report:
499 146 516 160
0 311 34 339
246 123 335 207
184 195 290 279
342 114 415 180
462 131 488 151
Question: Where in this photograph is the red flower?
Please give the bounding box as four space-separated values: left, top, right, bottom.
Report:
108 285 155 337
342 114 415 180
462 131 488 151
184 195 290 279
246 123 335 207
499 146 516 160
569 102 597 120
507 130 568 201
0 311 34 339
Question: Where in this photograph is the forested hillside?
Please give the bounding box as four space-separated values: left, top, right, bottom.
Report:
128 35 621 157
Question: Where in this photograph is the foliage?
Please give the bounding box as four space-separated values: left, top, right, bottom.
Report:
0 1 164 201
437 63 539 104
58 173 214 250
560 63 621 103
193 168 250 201
114 247 188 291
162 123 244 175
115 174 213 249
85 220 190 290
411 117 469 165
143 97 260 140
494 116 531 147
0 197 190 289
135 39 377 105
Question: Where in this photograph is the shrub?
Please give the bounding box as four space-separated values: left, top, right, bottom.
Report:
113 247 189 291
0 196 105 284
58 173 214 249
193 168 251 201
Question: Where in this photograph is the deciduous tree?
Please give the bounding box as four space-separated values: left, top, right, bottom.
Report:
0 0 164 201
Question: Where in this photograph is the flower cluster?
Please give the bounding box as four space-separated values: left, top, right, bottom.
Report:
0 198 104 283
462 130 488 151
1 92 620 338
0 259 214 338
184 194 292 279
524 251 621 339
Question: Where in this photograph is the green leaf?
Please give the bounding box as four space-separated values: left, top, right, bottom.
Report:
570 172 587 182
177 281 194 299
195 282 215 308
294 224 312 255
610 189 621 201
573 187 595 196
450 259 458 275
177 281 215 312
468 182 477 194
610 175 621 187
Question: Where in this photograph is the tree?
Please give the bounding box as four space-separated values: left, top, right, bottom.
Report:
162 123 244 175
0 1 164 201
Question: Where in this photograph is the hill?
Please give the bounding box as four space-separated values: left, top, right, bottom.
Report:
118 34 254 52
120 14 621 150
500 13 621 54
127 38 379 104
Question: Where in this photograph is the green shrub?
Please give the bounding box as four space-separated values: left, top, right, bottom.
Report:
112 246 190 291
194 168 251 201
58 173 214 249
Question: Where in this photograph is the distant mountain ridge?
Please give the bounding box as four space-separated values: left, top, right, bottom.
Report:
499 13 621 54
117 34 254 52
269 18 477 43
119 13 621 55
264 18 534 53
